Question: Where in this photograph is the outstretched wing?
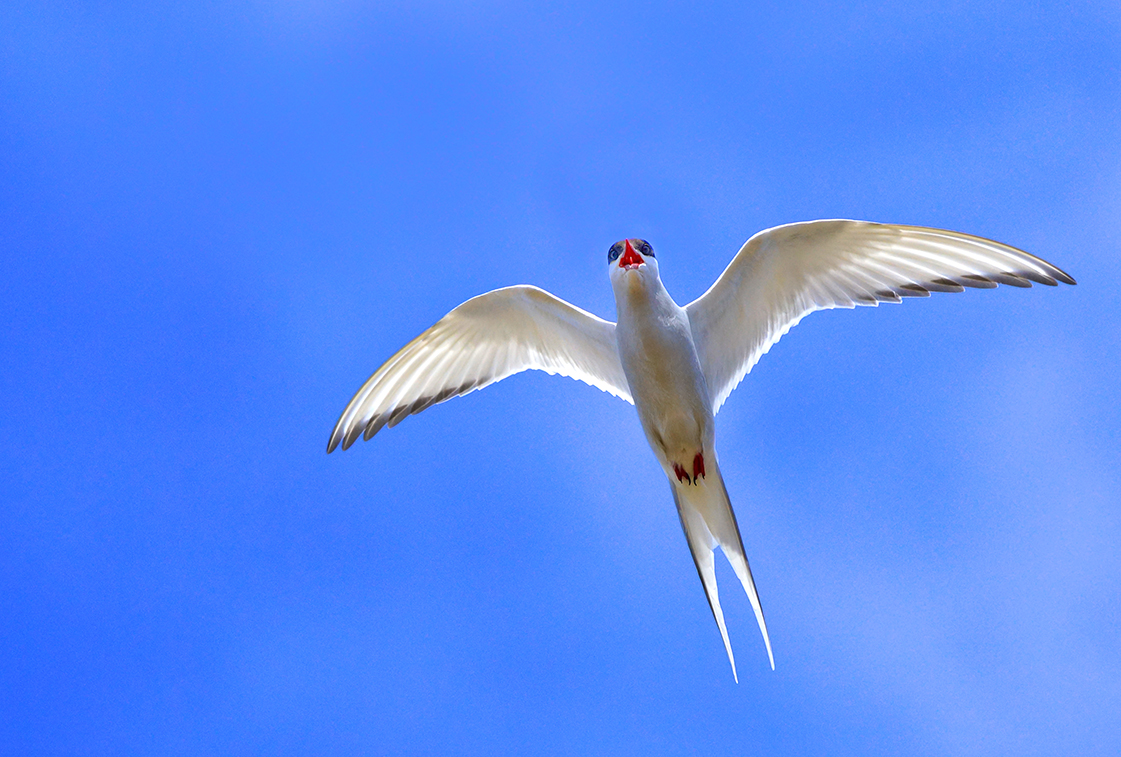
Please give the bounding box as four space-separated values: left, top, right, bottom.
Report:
328 285 632 452
686 220 1076 413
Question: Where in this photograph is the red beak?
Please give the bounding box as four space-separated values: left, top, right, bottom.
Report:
619 239 644 268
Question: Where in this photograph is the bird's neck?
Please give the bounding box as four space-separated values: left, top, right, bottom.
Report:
615 273 677 323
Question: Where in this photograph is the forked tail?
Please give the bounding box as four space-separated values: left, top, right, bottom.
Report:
670 457 774 681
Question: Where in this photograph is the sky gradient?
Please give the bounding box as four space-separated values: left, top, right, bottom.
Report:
3 2 1119 754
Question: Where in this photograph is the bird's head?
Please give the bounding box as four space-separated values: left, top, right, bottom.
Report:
607 238 659 289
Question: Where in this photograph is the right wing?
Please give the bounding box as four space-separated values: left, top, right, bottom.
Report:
686 220 1076 414
328 285 633 452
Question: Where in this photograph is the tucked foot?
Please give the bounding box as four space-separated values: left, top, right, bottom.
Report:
693 452 706 482
672 453 707 485
673 462 690 484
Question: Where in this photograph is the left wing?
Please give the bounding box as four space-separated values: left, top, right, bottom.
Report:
686 220 1076 413
328 285 632 452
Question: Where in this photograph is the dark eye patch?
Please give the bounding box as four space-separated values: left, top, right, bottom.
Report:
638 240 654 257
608 243 622 263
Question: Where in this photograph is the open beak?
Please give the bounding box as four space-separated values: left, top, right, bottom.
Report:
619 239 645 270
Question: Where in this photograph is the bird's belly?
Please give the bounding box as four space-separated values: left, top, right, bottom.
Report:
619 327 713 463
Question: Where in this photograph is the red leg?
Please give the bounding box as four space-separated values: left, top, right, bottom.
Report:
673 462 690 484
693 452 706 481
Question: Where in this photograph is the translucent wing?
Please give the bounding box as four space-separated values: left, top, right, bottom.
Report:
328 285 632 452
686 220 1076 413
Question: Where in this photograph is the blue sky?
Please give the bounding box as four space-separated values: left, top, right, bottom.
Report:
2 1 1119 754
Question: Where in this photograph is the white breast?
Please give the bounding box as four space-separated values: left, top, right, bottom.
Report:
614 275 714 463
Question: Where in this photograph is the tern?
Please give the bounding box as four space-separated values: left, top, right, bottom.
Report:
328 220 1075 681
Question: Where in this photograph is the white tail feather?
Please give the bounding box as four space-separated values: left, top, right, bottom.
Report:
670 457 774 679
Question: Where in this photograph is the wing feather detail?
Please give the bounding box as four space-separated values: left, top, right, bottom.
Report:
686 220 1076 414
328 285 632 452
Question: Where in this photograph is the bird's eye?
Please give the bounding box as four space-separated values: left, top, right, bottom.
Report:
608 244 622 263
638 240 654 257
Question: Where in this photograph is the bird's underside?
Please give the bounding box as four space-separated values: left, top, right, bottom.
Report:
328 220 1075 679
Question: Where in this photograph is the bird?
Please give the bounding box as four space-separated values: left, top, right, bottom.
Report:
327 219 1075 681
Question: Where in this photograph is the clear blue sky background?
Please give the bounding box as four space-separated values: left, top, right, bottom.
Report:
2 2 1118 754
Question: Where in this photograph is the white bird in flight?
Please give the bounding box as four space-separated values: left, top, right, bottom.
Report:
328 219 1075 681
